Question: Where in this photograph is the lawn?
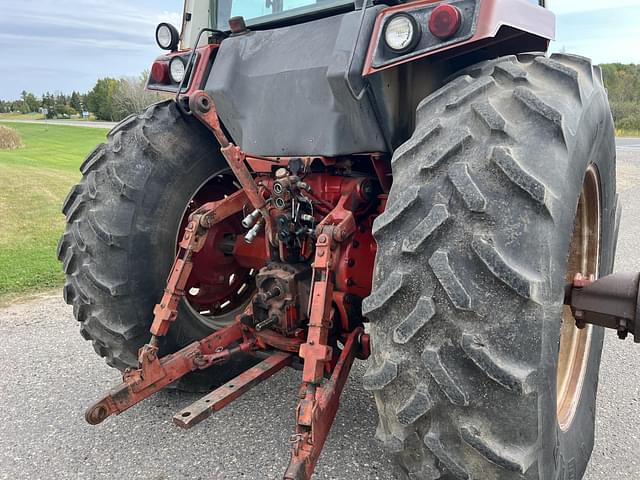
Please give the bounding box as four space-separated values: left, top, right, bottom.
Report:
0 122 109 305
0 112 45 120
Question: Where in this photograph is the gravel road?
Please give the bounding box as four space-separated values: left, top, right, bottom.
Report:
1 144 639 480
616 137 640 152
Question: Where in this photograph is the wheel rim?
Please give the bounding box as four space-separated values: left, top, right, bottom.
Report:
556 165 601 431
177 173 256 330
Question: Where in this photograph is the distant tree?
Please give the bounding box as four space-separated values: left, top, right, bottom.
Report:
54 104 77 118
20 91 39 113
113 71 165 119
70 91 83 112
87 78 120 121
41 92 55 110
601 63 640 131
55 92 70 107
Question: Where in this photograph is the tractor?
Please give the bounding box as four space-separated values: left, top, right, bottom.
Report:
58 1 638 478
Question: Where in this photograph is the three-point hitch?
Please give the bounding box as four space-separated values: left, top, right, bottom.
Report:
84 90 639 480
84 91 374 479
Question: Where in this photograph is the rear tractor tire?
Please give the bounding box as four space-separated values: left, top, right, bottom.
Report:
363 54 618 479
58 100 255 391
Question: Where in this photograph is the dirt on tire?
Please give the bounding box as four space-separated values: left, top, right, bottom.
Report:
57 100 255 391
363 54 618 479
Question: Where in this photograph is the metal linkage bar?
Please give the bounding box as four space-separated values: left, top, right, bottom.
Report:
284 329 365 480
283 187 364 479
150 190 248 340
189 90 276 246
85 322 244 425
85 190 250 426
173 351 293 429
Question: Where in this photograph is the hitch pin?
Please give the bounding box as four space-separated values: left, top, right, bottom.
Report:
242 208 261 229
244 218 264 243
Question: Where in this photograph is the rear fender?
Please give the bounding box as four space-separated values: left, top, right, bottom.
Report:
363 0 555 76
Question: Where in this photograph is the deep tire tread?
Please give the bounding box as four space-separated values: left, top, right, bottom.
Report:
471 234 539 300
58 101 238 391
460 423 536 473
461 334 536 396
447 162 487 213
366 54 615 479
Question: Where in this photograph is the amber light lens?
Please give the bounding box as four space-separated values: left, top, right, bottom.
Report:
428 4 462 40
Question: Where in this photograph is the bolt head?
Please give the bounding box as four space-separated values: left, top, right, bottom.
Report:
228 16 247 34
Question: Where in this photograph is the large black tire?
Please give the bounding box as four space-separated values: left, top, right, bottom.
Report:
58 100 250 390
362 54 618 479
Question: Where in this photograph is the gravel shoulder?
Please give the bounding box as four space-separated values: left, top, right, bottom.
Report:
1 149 639 480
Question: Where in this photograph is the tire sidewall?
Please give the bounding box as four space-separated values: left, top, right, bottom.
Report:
539 88 617 480
126 104 232 352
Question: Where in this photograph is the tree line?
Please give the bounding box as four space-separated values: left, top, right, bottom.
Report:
1 64 639 129
0 91 86 119
0 72 166 122
601 64 640 132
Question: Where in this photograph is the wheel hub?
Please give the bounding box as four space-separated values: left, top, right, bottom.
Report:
557 165 601 431
178 174 255 328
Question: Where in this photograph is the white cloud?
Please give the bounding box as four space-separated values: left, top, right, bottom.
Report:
547 0 640 15
0 0 183 99
0 0 179 48
157 11 183 27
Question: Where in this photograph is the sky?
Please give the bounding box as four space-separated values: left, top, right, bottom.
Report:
0 0 639 101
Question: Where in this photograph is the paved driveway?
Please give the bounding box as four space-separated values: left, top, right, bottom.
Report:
0 145 639 480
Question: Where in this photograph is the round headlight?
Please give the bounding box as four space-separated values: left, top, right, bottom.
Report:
384 13 421 54
156 23 179 51
169 57 186 83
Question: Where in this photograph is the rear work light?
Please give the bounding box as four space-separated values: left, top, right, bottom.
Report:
428 4 462 40
169 57 187 83
156 23 180 51
384 13 421 54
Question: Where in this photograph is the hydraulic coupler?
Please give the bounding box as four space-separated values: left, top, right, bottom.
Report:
565 272 640 341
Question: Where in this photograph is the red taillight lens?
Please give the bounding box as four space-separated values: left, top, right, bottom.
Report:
428 4 462 40
151 61 169 84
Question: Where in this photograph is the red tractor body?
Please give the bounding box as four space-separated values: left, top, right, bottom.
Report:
60 2 634 479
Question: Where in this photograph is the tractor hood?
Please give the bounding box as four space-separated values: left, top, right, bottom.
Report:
205 7 387 157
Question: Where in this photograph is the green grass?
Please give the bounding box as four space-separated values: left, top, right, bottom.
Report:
617 128 640 138
0 113 101 121
0 112 45 120
0 122 109 305
0 119 636 306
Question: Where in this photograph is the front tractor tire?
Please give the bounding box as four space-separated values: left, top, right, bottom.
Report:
363 54 617 479
58 100 251 390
